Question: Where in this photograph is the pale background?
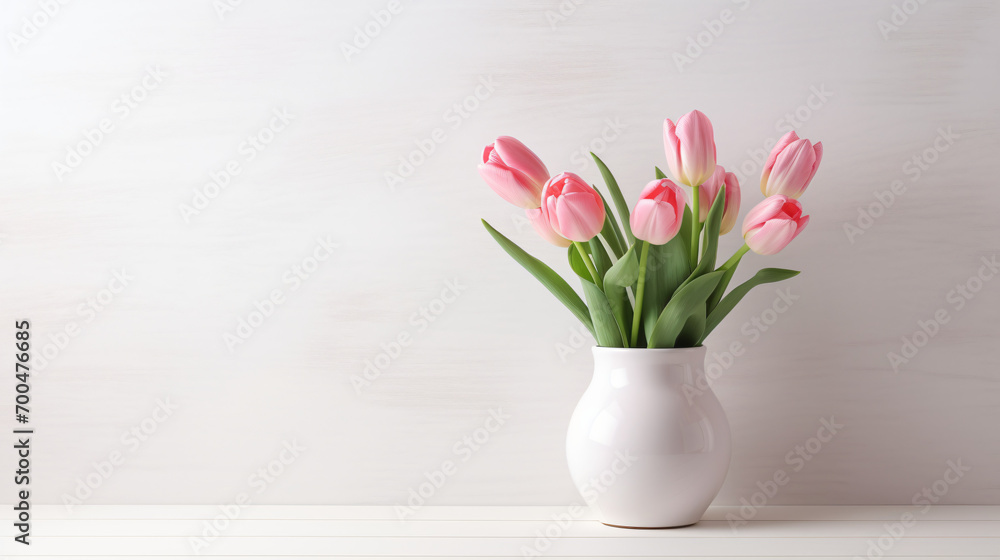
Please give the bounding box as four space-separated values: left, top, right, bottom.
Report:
0 0 998 508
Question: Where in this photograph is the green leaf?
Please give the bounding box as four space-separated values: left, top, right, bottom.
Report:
678 203 692 250
567 243 594 283
647 270 726 348
603 244 639 348
700 268 801 343
482 219 595 338
592 153 635 246
588 237 612 280
676 309 706 347
598 195 626 259
581 280 625 347
707 264 737 315
655 166 667 179
641 209 692 337
674 187 726 295
697 188 726 274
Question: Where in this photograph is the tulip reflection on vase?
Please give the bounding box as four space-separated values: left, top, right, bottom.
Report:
477 112 823 527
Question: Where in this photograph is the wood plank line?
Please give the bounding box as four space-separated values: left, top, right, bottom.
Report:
0 519 997 538
1 507 996 557
4 536 999 556
10 505 1000 521
6 557 1000 560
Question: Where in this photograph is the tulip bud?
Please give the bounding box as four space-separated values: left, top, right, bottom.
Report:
540 172 606 242
663 110 717 187
525 208 571 247
478 136 550 209
630 179 686 245
761 131 823 199
742 195 810 255
697 165 741 235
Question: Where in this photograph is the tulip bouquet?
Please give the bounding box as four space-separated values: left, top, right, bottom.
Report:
480 111 821 348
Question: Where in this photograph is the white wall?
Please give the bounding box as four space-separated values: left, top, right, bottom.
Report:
1 0 998 507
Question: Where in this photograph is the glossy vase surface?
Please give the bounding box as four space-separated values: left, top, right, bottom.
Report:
566 346 731 528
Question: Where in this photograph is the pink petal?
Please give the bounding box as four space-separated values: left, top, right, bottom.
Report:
542 193 559 227
541 174 565 200
720 174 741 235
654 202 681 243
777 198 804 221
746 218 798 255
676 110 716 186
803 141 823 191
639 179 663 200
494 136 550 187
561 177 593 195
526 208 571 247
479 164 541 209
663 119 682 183
632 181 685 245
630 199 658 243
554 193 602 241
761 131 799 192
697 165 726 220
766 139 816 198
742 195 789 235
632 200 679 245
792 214 810 241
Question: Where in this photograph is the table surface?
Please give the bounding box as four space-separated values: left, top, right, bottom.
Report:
1 505 998 558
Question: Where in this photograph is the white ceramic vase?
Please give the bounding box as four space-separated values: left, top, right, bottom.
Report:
566 346 731 528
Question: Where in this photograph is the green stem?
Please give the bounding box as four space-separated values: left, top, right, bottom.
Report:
574 241 603 291
719 243 750 272
630 241 650 347
690 187 701 267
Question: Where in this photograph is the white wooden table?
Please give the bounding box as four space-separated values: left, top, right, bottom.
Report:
2 506 998 558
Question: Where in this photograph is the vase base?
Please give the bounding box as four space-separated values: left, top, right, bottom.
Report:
601 520 699 530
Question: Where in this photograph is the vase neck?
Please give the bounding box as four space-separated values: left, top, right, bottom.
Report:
591 346 708 389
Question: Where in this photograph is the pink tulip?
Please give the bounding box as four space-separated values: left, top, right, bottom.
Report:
478 136 550 209
760 131 823 199
697 165 741 235
663 110 717 187
540 172 606 242
525 208 571 247
630 179 686 245
742 195 810 255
